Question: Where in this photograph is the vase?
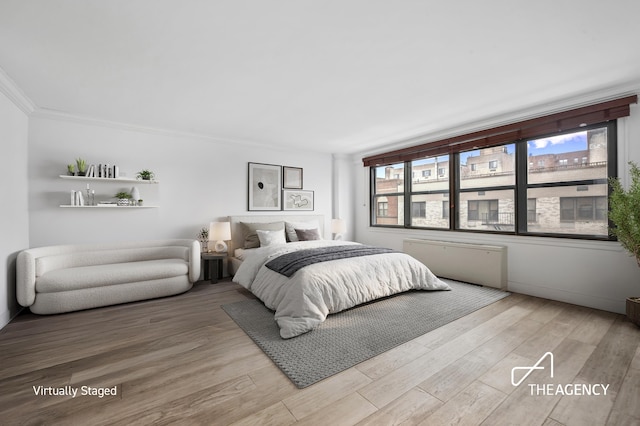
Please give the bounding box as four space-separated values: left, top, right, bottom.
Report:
117 198 130 206
130 186 140 201
626 297 640 327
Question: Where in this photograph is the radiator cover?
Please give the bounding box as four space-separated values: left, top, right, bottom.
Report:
403 238 507 290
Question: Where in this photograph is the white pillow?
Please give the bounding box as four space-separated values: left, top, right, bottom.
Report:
285 220 321 242
256 229 287 246
234 248 246 261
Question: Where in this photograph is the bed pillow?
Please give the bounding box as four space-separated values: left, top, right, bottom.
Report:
295 228 321 241
240 221 285 248
285 220 321 242
257 229 287 246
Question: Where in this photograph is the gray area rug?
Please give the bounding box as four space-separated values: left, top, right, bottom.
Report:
221 280 509 388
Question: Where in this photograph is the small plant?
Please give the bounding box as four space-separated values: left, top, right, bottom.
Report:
67 164 75 175
136 169 155 181
114 191 132 199
76 158 87 174
197 227 209 242
609 161 640 268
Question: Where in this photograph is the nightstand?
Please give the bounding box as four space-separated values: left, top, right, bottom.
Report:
201 252 227 283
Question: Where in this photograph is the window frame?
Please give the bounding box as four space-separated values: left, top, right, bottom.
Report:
370 120 618 240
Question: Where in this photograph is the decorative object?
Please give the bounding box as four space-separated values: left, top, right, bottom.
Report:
114 191 132 206
283 166 303 189
331 218 347 240
67 164 75 176
136 169 155 181
197 227 209 252
609 161 640 326
130 186 140 202
248 162 282 211
75 158 87 176
283 189 314 211
209 221 231 253
137 199 143 206
222 280 509 388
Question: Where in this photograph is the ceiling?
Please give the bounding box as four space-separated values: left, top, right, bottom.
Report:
1 0 639 155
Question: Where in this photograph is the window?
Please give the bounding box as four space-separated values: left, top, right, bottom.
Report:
377 201 388 217
401 156 450 228
412 202 426 218
371 163 404 226
459 145 515 232
525 125 612 237
527 198 537 223
370 121 617 239
560 197 607 221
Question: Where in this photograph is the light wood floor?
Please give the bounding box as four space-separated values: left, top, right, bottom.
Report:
1 280 639 426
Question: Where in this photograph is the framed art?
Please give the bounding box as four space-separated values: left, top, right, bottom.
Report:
248 162 282 211
283 189 314 211
283 166 303 189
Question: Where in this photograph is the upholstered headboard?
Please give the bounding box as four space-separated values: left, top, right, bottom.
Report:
228 214 326 253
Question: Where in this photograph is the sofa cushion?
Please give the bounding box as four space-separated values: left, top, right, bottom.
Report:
36 259 189 293
35 246 189 277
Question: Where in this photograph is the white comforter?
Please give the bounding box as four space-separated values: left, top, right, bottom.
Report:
233 240 451 338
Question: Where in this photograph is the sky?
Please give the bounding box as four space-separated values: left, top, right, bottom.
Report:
526 131 588 155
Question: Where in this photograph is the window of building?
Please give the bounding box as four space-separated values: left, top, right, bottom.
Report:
422 170 431 177
377 201 388 217
442 200 449 219
489 160 498 170
527 198 537 223
412 201 426 218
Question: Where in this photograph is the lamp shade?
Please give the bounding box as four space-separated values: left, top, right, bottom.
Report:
331 218 347 234
209 221 231 241
209 221 231 252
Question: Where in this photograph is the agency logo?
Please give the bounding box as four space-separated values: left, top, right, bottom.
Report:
511 352 610 396
511 351 554 387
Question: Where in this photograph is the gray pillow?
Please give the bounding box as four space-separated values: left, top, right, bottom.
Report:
295 228 321 241
240 221 285 248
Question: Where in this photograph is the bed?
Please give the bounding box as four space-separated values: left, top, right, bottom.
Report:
229 215 451 338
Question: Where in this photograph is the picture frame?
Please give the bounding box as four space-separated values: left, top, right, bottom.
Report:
283 189 314 211
248 162 282 211
283 166 303 189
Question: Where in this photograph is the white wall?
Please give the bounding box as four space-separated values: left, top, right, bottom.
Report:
0 90 29 328
351 101 640 315
28 116 334 246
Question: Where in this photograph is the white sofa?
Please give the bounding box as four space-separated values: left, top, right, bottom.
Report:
17 239 201 315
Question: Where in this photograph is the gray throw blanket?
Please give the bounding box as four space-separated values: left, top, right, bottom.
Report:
265 244 396 277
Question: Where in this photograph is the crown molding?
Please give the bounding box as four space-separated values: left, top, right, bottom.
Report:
0 67 35 114
30 107 283 150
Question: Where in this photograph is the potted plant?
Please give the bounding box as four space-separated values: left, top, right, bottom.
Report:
114 191 132 206
197 227 209 252
137 199 144 206
76 158 87 176
136 169 155 181
67 164 75 176
609 161 640 326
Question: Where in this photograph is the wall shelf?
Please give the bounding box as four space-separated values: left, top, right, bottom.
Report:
59 205 159 209
58 173 160 208
59 175 159 184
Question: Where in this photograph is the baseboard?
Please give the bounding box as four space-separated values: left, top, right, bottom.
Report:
508 281 624 314
0 306 24 331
